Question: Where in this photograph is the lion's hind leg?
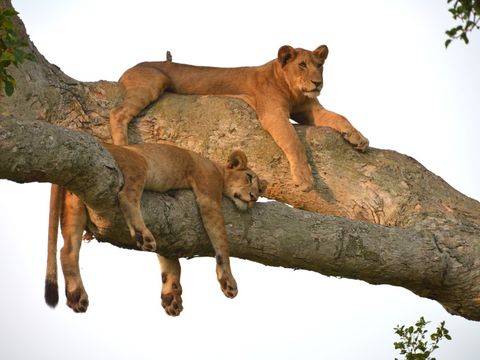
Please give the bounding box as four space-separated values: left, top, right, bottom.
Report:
110 66 171 145
157 255 183 316
60 191 89 313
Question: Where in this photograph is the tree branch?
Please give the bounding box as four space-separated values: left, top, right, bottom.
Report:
0 116 120 212
1 117 480 320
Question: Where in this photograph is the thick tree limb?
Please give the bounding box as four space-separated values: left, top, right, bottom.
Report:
1 0 480 320
1 117 480 320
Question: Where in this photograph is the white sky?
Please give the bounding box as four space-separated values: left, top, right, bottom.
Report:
1 0 479 359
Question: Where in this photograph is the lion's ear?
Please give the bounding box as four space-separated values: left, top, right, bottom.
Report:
226 150 248 170
278 45 296 66
314 45 329 61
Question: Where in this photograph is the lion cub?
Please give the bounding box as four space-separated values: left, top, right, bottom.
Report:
45 143 265 315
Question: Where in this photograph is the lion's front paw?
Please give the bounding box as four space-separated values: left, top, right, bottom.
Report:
161 283 183 317
66 287 89 313
292 169 314 192
295 180 313 192
344 131 369 152
219 274 238 299
135 229 157 252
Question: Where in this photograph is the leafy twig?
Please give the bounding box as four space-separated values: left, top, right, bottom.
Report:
0 8 35 96
394 317 452 360
445 0 480 47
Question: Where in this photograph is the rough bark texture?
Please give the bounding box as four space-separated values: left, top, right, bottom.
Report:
1 0 480 320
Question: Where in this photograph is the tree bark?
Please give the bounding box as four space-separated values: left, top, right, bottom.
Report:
1 0 480 320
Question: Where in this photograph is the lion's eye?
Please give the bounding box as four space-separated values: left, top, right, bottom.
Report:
246 173 253 184
299 61 307 69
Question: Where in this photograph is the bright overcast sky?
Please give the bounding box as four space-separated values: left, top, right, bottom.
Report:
1 1 480 359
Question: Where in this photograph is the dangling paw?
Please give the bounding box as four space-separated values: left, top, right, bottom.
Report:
134 228 157 252
218 272 238 299
161 279 183 316
66 287 89 313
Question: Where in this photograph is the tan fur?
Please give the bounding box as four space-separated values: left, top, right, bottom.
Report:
45 144 265 315
44 184 63 308
110 45 369 191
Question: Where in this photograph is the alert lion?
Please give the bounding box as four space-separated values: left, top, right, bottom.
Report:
110 45 369 191
45 143 265 315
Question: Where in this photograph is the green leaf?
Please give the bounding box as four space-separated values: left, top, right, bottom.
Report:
4 77 14 96
24 52 35 62
1 9 19 17
0 50 16 63
417 316 426 325
13 48 25 63
445 28 458 37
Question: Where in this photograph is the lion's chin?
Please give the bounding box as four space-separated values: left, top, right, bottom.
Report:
232 197 249 212
303 90 320 98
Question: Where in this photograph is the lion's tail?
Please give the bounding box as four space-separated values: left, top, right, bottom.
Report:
45 184 64 308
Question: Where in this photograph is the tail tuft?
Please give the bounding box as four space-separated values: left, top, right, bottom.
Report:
44 279 59 308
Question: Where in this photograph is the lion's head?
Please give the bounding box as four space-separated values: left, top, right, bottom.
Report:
277 45 329 99
222 150 266 211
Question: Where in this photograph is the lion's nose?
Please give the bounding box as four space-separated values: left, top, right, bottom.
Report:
312 80 322 88
250 192 258 202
